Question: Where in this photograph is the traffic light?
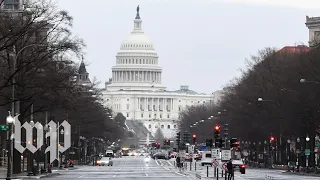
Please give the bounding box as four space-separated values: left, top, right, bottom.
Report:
183 131 191 144
270 136 275 142
156 142 160 149
270 136 276 150
230 138 238 148
176 132 181 150
206 139 213 148
215 137 222 148
165 139 170 146
214 125 221 139
221 138 225 148
192 134 196 144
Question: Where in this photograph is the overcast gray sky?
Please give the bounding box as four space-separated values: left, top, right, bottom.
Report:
57 0 320 94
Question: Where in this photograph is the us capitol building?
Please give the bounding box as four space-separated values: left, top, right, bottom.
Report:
102 7 223 138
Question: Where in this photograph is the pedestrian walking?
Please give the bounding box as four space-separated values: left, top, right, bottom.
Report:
176 155 181 170
227 159 234 180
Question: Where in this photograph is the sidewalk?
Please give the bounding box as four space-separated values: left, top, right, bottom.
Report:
0 166 71 179
282 171 320 177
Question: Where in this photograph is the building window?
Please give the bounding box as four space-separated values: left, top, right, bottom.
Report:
149 114 151 118
127 104 130 110
141 113 143 118
179 100 181 102
166 105 169 111
140 104 143 110
107 99 109 102
149 124 151 128
203 101 205 103
148 105 150 110
155 125 158 128
191 101 193 103
153 105 155 110
79 75 82 80
127 99 129 101
126 113 129 118
178 106 181 111
159 105 161 110
167 125 170 129
161 125 164 129
167 114 170 118
160 114 162 118
154 114 156 118
198 101 200 103
174 125 177 129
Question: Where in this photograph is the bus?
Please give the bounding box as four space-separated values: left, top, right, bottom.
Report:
122 147 129 156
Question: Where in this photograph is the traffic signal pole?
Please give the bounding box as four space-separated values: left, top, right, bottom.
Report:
224 124 229 149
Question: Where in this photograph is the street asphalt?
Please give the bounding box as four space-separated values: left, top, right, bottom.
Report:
40 156 190 180
36 157 320 180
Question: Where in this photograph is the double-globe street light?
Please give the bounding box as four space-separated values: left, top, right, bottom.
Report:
6 112 14 180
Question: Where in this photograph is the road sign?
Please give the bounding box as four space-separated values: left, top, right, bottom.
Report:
221 150 231 161
0 125 8 131
222 162 227 171
211 148 220 159
212 159 219 167
179 150 186 157
305 149 311 156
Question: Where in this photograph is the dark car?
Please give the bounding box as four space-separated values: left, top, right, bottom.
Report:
152 153 167 159
232 159 246 174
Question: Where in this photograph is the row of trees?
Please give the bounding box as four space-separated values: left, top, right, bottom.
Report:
179 44 320 142
0 0 126 172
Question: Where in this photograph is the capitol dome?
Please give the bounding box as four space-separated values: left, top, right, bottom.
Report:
106 6 166 91
119 14 156 53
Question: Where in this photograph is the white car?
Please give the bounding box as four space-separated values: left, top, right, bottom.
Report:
97 157 113 166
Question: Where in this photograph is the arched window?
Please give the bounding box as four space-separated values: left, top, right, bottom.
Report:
167 125 170 129
174 125 177 129
161 125 164 129
148 124 151 128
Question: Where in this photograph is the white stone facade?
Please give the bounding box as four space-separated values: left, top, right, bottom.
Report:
306 16 320 46
102 9 223 138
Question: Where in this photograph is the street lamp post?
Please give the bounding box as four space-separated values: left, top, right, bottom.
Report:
306 136 310 170
286 139 291 171
27 120 35 176
296 137 300 169
6 112 14 180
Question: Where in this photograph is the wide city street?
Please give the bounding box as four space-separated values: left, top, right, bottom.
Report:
42 156 189 180
35 157 320 180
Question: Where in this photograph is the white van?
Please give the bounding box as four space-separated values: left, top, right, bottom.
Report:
105 150 114 158
201 151 212 166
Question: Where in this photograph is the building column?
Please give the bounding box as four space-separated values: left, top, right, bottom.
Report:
145 97 148 111
171 98 174 110
133 71 136 81
157 98 160 112
163 98 166 112
126 71 129 81
151 98 154 112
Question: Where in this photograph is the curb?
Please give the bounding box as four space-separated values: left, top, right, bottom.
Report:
282 171 320 177
14 172 59 179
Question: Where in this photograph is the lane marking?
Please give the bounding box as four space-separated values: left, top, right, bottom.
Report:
78 175 84 178
145 173 148 176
